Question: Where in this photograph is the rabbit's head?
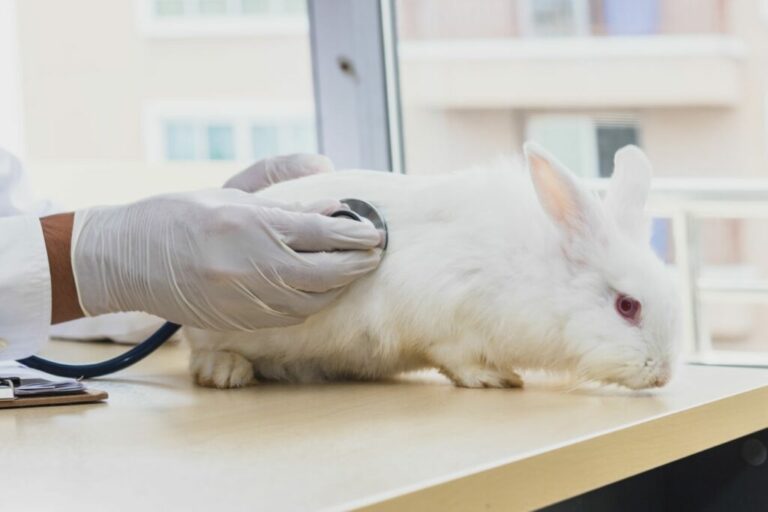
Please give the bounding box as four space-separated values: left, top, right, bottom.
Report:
525 142 681 389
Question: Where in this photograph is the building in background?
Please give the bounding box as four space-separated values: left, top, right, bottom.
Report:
5 0 768 350
395 0 768 352
9 0 317 207
398 0 748 180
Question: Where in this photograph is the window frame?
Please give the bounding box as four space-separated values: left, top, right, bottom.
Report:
307 0 403 172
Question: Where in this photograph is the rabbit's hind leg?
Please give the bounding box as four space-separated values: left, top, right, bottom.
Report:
190 349 255 389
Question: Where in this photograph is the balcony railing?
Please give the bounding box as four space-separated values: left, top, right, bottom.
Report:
398 0 728 41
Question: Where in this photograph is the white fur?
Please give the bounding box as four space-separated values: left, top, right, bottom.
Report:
185 144 681 390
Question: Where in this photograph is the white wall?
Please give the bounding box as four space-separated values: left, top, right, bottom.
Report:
0 0 25 157
402 108 521 174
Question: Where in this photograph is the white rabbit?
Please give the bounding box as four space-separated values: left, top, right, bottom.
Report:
184 143 681 390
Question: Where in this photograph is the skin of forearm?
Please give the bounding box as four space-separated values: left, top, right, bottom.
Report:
40 212 85 324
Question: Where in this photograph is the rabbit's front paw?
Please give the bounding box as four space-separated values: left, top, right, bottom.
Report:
441 366 524 389
190 350 255 389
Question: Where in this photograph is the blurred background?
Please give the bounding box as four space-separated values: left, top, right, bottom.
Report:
1 0 767 355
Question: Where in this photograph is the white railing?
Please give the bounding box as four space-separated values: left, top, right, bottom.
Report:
589 178 768 367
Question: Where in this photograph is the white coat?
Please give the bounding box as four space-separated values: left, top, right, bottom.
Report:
0 148 53 359
0 148 164 360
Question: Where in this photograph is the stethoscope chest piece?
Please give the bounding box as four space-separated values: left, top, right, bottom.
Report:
331 198 388 250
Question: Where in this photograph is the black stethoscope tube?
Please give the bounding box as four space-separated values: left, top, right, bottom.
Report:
17 321 181 379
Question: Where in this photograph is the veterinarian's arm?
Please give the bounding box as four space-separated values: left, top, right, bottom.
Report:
35 153 377 332
41 154 333 325
66 187 381 331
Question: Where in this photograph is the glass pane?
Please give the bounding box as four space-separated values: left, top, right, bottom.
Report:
602 0 660 36
279 0 307 15
155 0 186 17
252 125 279 160
596 123 639 178
207 124 235 160
281 122 315 153
651 217 674 264
526 115 596 177
528 0 581 37
241 0 270 14
199 0 229 16
3 0 317 209
166 122 197 160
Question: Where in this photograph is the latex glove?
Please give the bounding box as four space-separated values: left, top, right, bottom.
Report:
224 153 334 193
71 189 382 331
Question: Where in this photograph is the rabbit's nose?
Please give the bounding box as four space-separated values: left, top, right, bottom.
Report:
651 361 672 387
643 359 671 387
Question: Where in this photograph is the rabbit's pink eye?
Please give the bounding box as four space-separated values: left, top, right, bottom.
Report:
615 294 641 324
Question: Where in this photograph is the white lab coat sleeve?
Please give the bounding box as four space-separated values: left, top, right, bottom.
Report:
0 148 56 216
0 215 51 359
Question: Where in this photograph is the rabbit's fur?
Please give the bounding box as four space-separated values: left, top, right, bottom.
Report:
185 143 681 390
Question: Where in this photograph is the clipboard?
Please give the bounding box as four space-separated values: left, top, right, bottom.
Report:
0 363 109 409
0 388 108 409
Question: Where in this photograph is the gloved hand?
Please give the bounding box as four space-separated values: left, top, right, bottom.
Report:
71 188 382 331
224 153 334 193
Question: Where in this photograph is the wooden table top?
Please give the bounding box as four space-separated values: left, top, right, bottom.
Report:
3 339 768 511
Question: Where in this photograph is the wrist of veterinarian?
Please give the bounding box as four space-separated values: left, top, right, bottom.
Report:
39 212 85 324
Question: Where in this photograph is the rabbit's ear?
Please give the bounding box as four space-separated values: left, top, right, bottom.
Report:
604 145 652 243
525 142 602 245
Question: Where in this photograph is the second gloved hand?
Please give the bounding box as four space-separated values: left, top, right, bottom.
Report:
71 189 383 331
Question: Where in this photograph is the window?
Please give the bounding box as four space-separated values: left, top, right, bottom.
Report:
519 0 590 37
525 115 639 178
519 0 664 38
155 0 185 17
250 123 313 160
159 118 314 162
149 103 316 163
198 0 228 16
595 122 639 178
207 124 236 160
150 0 305 18
137 0 308 37
165 122 197 160
251 125 279 160
242 0 305 15
602 0 659 35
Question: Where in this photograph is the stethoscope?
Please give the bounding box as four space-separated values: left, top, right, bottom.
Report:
17 199 388 379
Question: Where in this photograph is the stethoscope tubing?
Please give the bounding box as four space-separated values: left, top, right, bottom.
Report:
17 321 181 379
